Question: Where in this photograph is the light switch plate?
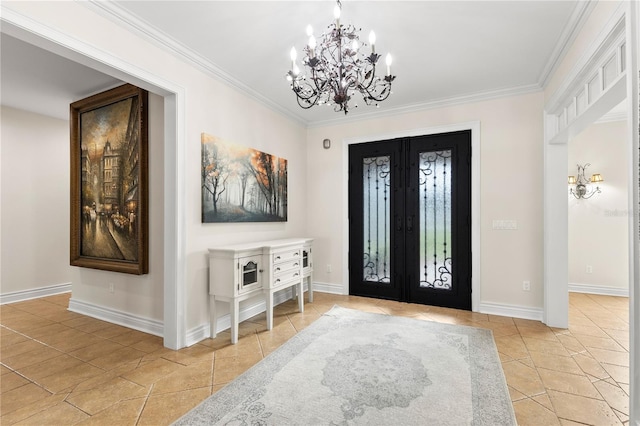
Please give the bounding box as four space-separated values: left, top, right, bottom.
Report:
492 220 518 230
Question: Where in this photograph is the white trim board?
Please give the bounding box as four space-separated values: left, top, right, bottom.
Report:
0 283 71 305
479 302 544 322
569 283 630 297
68 298 164 337
312 282 344 295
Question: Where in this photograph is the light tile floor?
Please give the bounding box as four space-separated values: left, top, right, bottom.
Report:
0 292 630 425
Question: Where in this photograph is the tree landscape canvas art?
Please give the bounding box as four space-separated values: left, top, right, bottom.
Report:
201 133 288 223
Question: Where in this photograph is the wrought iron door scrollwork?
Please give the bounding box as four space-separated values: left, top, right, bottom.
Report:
362 156 391 283
418 150 452 290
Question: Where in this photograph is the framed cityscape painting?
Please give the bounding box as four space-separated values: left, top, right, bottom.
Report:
70 84 149 274
201 133 288 222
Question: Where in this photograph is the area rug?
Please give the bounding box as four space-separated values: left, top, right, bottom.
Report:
173 306 516 425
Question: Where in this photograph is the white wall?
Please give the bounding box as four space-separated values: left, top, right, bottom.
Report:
307 92 546 312
1 94 166 324
1 107 73 294
69 92 165 324
1 2 307 337
568 120 629 293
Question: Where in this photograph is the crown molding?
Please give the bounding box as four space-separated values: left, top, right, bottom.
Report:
538 0 597 89
545 3 626 113
82 0 308 127
308 83 541 129
82 1 568 129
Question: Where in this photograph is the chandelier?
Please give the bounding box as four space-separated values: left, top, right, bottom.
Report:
286 0 396 115
568 163 603 199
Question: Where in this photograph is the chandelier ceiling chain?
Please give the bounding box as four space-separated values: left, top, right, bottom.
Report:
286 0 396 115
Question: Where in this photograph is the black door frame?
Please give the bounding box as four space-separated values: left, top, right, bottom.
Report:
348 131 471 309
342 123 480 311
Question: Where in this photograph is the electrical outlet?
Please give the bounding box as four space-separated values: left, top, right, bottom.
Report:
326 264 332 273
109 283 115 293
523 281 530 291
586 265 593 274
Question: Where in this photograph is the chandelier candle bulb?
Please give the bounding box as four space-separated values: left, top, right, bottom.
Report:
308 35 316 58
334 4 340 27
290 47 297 71
386 54 392 76
369 31 376 53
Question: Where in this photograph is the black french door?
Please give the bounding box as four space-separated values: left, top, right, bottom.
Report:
348 130 471 310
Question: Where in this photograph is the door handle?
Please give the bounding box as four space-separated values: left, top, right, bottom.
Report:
396 217 403 231
407 216 413 232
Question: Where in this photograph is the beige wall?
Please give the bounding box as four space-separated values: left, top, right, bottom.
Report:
1 1 308 334
1 94 166 322
307 92 545 310
1 107 73 294
568 119 630 292
1 0 633 338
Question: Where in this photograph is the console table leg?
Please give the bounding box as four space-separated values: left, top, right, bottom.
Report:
298 281 304 313
231 299 239 344
210 296 217 339
308 274 314 303
266 291 274 331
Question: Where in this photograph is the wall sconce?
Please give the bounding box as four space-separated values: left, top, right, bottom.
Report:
323 138 331 149
568 163 603 199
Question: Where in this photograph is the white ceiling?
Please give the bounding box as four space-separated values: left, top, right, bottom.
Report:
2 1 585 125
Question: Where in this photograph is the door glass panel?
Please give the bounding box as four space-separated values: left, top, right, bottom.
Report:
362 156 391 283
418 150 452 290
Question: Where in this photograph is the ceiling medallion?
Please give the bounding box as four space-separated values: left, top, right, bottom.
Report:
286 0 396 115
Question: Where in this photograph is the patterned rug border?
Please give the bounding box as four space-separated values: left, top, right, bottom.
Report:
173 305 516 425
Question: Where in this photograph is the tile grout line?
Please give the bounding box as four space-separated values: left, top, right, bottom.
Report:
134 383 155 426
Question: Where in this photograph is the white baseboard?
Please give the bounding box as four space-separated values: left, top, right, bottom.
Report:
569 283 629 297
68 298 164 337
0 283 72 305
312 281 345 294
479 301 544 322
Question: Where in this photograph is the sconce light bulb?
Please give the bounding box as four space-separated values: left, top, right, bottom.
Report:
306 24 313 37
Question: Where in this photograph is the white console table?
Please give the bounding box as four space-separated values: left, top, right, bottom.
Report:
208 238 313 344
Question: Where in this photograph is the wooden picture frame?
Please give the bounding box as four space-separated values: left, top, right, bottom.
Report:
70 84 149 274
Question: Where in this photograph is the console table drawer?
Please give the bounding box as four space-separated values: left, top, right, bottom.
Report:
272 249 301 264
273 269 302 288
273 258 301 275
